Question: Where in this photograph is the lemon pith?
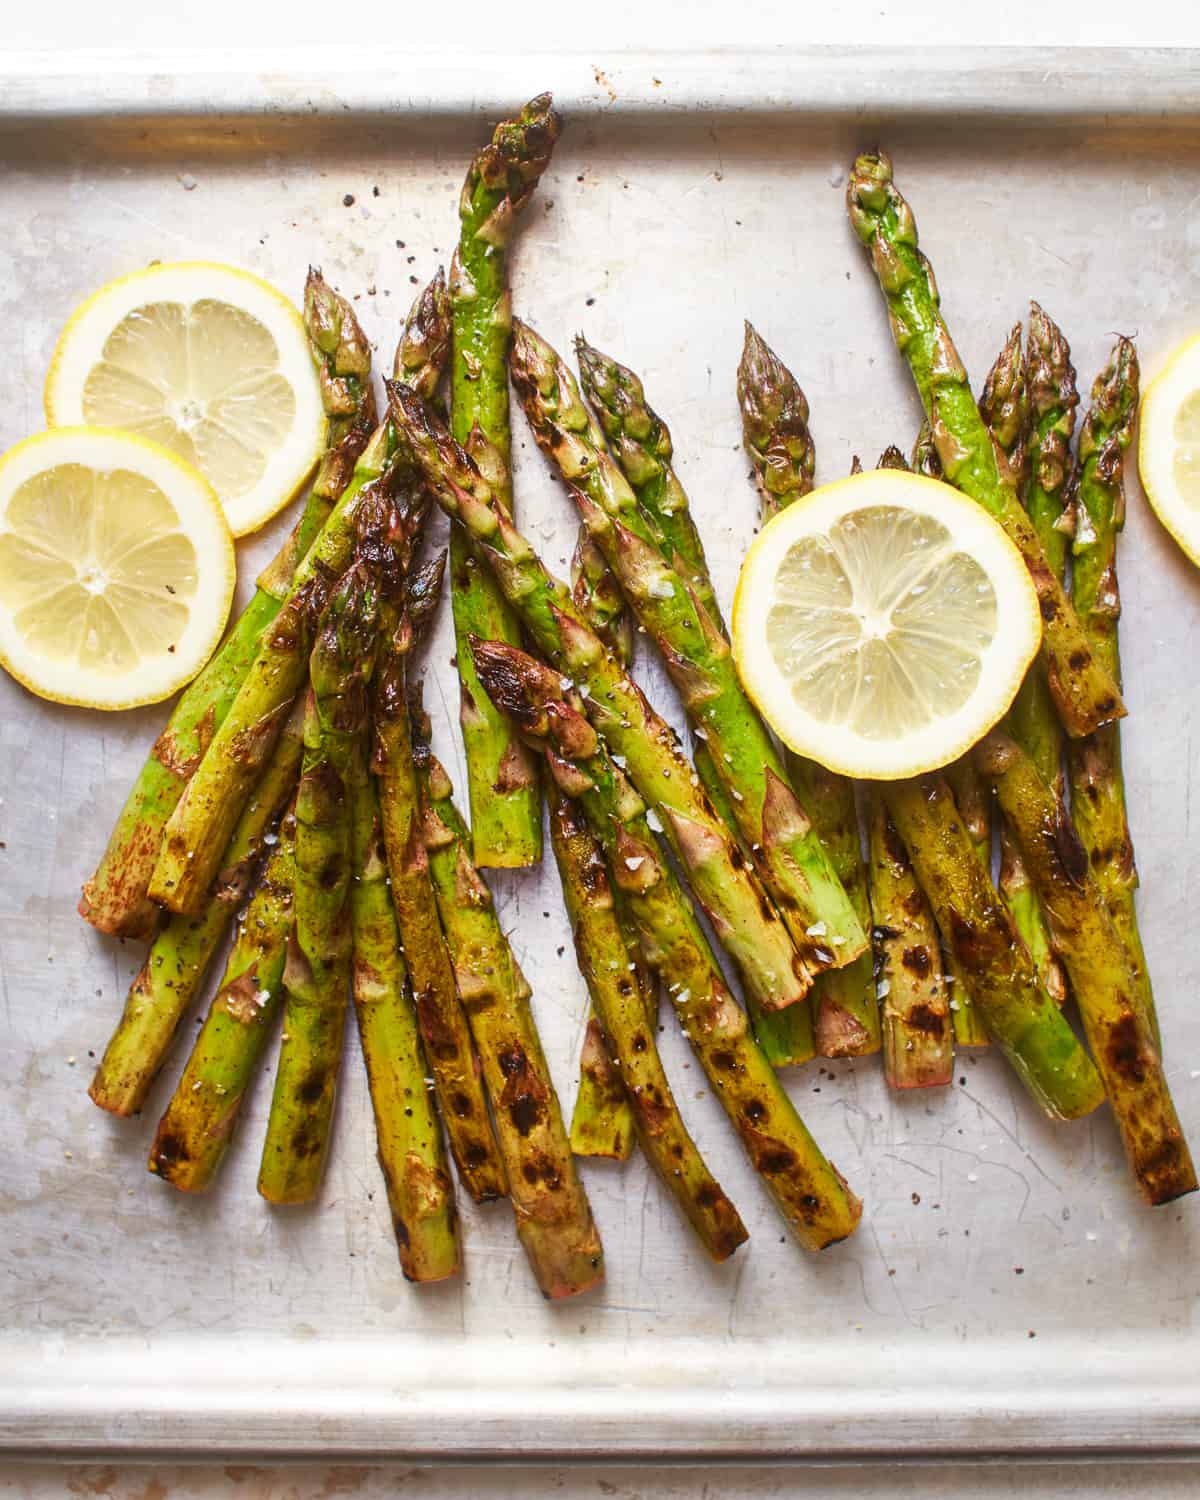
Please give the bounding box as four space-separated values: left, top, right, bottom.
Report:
732 470 1042 780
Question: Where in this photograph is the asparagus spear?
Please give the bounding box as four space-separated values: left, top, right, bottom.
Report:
1009 303 1077 789
473 637 862 1250
733 325 878 1055
447 94 558 868
372 519 507 1205
549 789 746 1256
977 732 1194 1202
257 563 371 1204
865 790 953 1089
89 702 305 1117
79 272 375 938
571 528 635 667
977 324 1068 1009
846 151 1124 738
691 741 815 1066
907 423 993 1047
510 320 867 984
409 713 604 1298
148 799 297 1191
391 381 808 1018
351 740 460 1282
575 337 724 629
883 774 1103 1120
149 274 450 914
1068 338 1157 1042
737 322 816 521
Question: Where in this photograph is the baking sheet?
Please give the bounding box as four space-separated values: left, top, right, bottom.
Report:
2 48 1200 1461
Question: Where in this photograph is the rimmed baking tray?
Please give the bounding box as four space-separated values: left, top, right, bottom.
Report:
2 47 1199 1461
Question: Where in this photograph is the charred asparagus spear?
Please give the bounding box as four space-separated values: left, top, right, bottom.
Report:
909 422 994 1047
977 732 1194 1203
89 703 305 1117
80 272 372 938
575 336 724 629
410 708 604 1297
737 322 816 520
473 637 863 1250
866 790 953 1089
549 789 747 1256
257 564 371 1204
734 324 878 1056
1068 338 1157 1042
448 94 558 867
883 774 1103 1120
372 513 507 1206
148 800 297 1191
148 273 449 915
512 321 867 987
846 151 1124 738
571 528 635 668
350 669 460 1280
979 323 1068 1009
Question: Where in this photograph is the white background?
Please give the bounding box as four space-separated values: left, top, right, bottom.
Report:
6 5 1200 1497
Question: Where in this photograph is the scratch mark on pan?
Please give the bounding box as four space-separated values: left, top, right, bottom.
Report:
959 1086 1062 1191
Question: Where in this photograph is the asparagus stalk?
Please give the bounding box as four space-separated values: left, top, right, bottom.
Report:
977 732 1194 1202
691 741 815 1066
575 337 724 629
737 322 815 521
392 381 808 1021
571 528 635 667
907 423 994 1046
1068 338 1158 1042
257 563 371 1204
79 272 375 938
473 637 862 1250
846 151 1124 738
351 748 460 1282
883 774 1103 1119
549 789 746 1256
734 325 878 1055
149 274 450 914
89 702 305 1117
510 321 866 984
1009 303 1077 788
409 716 604 1297
372 524 507 1205
865 790 954 1089
447 94 558 868
148 799 297 1190
552 565 650 1157
978 324 1068 1009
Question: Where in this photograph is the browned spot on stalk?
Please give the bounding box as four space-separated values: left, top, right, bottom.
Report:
415 991 462 1064
497 1044 548 1136
901 945 931 977
299 1071 327 1104
1046 802 1089 889
521 1152 562 1188
1105 1009 1148 1085
631 1090 672 1134
906 1003 945 1037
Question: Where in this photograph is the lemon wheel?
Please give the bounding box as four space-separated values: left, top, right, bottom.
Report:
1139 333 1200 568
0 427 235 709
44 261 324 537
732 469 1042 780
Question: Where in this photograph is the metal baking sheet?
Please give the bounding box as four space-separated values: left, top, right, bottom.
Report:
2 47 1200 1462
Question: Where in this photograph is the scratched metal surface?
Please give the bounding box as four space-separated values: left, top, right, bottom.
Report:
1 49 1199 1461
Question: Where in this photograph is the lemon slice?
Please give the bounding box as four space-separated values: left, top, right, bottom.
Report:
0 427 235 710
44 262 323 537
1138 333 1200 568
732 470 1041 780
